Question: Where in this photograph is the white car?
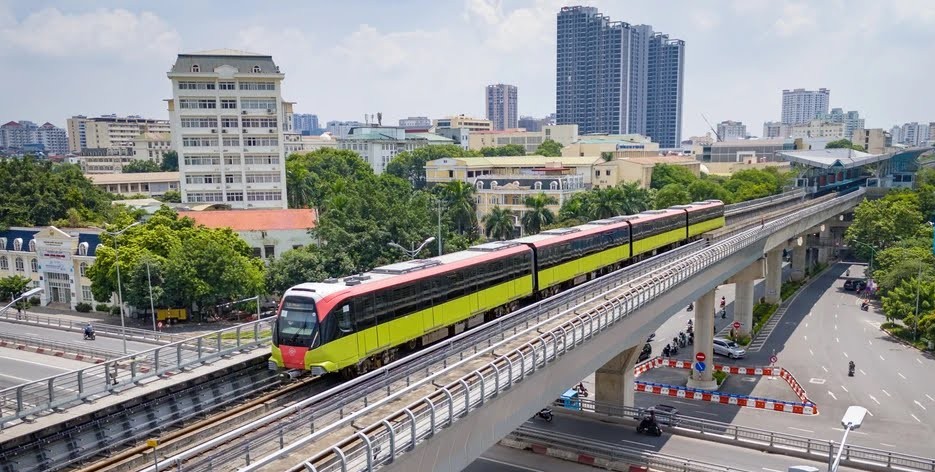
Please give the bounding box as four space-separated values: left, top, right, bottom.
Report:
713 337 745 359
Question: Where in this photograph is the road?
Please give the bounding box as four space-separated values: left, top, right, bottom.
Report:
464 444 597 472
0 346 96 389
0 321 157 354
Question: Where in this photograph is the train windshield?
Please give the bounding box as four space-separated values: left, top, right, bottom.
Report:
277 296 320 348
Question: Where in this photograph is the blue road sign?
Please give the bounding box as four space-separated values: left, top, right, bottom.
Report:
694 361 706 372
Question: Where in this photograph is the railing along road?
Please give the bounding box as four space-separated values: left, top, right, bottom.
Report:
0 319 273 428
0 309 189 344
0 331 122 360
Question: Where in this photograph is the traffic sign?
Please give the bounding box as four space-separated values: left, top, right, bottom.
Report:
694 361 706 372
157 321 163 330
695 352 706 362
770 355 778 364
732 321 741 329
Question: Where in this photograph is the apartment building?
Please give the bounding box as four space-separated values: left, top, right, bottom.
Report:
88 172 180 198
485 84 518 131
339 126 453 174
434 115 493 132
790 120 846 140
167 49 291 209
66 115 170 152
467 124 579 153
781 88 830 125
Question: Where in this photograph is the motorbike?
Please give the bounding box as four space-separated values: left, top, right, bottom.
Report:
686 303 694 312
860 301 869 311
83 330 96 341
575 383 589 397
636 415 662 436
848 361 855 377
687 332 694 345
535 408 553 422
662 344 671 358
646 332 656 343
669 342 679 356
678 332 687 348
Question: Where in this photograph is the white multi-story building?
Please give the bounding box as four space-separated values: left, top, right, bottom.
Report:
131 132 172 162
167 49 291 209
781 88 830 125
339 126 453 174
790 120 845 140
716 120 747 140
816 108 864 140
325 120 365 139
762 121 793 139
891 122 931 147
398 116 431 128
67 115 170 152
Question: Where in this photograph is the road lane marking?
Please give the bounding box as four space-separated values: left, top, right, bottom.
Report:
827 391 837 400
763 468 783 472
619 439 653 448
805 323 808 328
0 355 72 370
880 355 885 361
843 352 849 358
898 373 906 380
0 372 33 383
809 349 814 356
869 394 880 405
832 427 868 436
917 358 923 365
836 337 840 343
868 340 872 345
882 389 891 397
789 426 815 433
926 394 934 402
860 369 866 375
477 457 543 472
693 411 718 417
911 414 922 423
821 366 828 372
670 400 691 405
915 400 927 411
865 409 873 417
835 325 838 330
804 335 807 341
881 443 897 448
841 385 849 393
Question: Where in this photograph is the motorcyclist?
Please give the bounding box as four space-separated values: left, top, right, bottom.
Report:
687 303 694 312
84 323 94 339
639 410 658 431
663 344 671 358
848 360 855 376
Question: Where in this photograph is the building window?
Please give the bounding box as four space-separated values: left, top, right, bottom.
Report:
227 192 244 202
243 155 280 165
605 170 611 176
219 81 235 90
220 99 238 109
15 257 23 272
247 191 283 201
0 256 7 271
13 238 22 251
252 247 262 257
244 137 278 147
240 99 277 110
476 181 484 189
224 155 242 165
225 174 242 183
178 81 216 90
191 64 200 72
184 155 221 166
534 181 542 190
221 117 239 128
82 285 93 301
28 240 35 252
181 117 217 128
239 81 275 90
490 181 498 189
182 137 219 147
80 262 87 277
550 181 558 190
30 258 37 272
242 118 278 128
245 173 281 183
264 245 275 258
252 65 262 73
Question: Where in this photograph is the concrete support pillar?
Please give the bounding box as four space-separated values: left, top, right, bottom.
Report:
817 225 832 264
790 243 807 282
595 344 641 412
765 248 783 304
687 289 717 390
726 258 764 338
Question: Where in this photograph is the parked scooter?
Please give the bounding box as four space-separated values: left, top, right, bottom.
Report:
848 361 855 377
535 408 554 422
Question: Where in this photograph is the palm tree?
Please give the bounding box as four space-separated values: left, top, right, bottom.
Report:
521 193 558 235
483 206 516 240
587 187 624 219
440 180 477 234
617 181 653 215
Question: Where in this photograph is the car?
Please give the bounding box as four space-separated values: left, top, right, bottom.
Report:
713 337 745 359
646 404 680 426
843 279 868 292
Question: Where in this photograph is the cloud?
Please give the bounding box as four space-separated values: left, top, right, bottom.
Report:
0 7 181 61
691 9 720 32
773 3 817 36
463 0 502 25
466 0 563 53
334 24 449 71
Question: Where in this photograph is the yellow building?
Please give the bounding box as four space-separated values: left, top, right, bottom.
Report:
561 134 659 157
592 155 702 189
467 124 579 153
433 115 492 132
88 172 181 198
425 155 600 185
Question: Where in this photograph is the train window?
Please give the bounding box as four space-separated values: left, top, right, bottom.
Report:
338 304 353 333
447 271 465 300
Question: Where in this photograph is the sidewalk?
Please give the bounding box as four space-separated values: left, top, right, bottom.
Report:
23 305 240 337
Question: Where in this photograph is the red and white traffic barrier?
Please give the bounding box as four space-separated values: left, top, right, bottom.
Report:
633 357 818 415
0 340 106 364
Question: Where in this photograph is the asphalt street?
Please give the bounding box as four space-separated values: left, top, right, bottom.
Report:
0 346 94 389
464 444 598 472
0 320 157 354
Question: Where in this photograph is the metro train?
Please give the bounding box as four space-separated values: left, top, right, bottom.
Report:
270 200 725 377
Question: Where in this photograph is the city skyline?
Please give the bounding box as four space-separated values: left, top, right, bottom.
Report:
1 1 934 139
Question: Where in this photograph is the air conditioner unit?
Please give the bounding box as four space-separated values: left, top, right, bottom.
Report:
242 110 248 115
268 129 275 134
247 185 253 189
222 129 228 133
266 109 273 113
210 129 217 133
215 186 220 190
243 129 248 133
244 148 249 152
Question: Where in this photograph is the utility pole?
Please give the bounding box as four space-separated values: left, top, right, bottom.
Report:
435 198 444 256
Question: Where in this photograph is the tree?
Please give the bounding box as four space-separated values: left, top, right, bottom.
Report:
160 151 179 172
0 275 32 303
586 187 625 219
521 193 558 235
265 245 355 294
881 278 935 324
160 190 182 203
438 180 477 235
483 206 516 240
825 139 865 152
688 180 733 203
123 160 161 173
285 148 374 209
535 139 563 157
480 144 526 156
386 144 479 189
557 193 591 226
650 164 696 190
655 184 692 209
845 194 924 257
616 181 653 215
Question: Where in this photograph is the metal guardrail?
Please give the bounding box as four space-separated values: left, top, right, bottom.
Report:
508 426 746 472
724 188 806 216
0 319 273 428
276 189 866 472
553 398 935 472
146 240 708 472
0 309 189 344
0 331 122 361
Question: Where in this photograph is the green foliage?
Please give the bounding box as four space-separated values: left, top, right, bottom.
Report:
285 148 374 209
159 190 182 203
728 332 752 346
535 139 563 157
600 151 614 162
265 245 355 295
712 370 728 386
123 160 161 173
752 302 778 335
650 164 696 190
881 278 935 323
825 139 865 152
654 184 691 209
160 151 179 172
880 322 930 350
28 296 39 306
110 306 121 315
86 207 266 314
386 144 479 189
479 144 526 157
0 156 113 229
688 180 732 203
556 181 654 223
521 193 557 235
873 245 935 294
483 206 516 240
75 302 92 313
96 303 111 313
0 275 32 303
437 180 478 235
781 280 804 301
845 192 925 259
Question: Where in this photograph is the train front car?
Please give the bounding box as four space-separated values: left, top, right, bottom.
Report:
270 284 328 373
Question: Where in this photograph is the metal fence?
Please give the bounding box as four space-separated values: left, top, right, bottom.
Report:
0 319 273 428
0 331 122 361
724 188 806 216
0 309 189 344
272 189 866 472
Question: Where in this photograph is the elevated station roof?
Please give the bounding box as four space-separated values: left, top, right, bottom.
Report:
779 147 933 169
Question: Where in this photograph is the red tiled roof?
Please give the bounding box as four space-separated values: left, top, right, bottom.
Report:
178 209 317 231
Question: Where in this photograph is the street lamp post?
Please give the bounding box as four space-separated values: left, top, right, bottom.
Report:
105 221 142 355
852 241 876 274
830 405 868 471
146 262 157 333
388 237 436 260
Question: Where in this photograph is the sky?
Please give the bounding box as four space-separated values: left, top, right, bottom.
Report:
1 0 934 138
